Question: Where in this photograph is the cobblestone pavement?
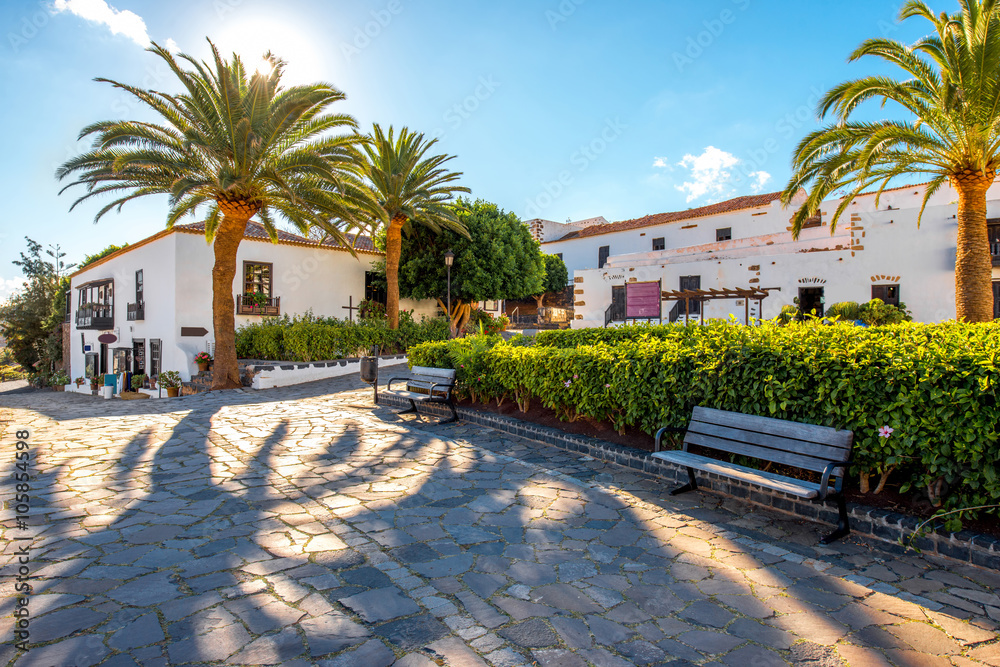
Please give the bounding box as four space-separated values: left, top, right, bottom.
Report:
1 377 999 667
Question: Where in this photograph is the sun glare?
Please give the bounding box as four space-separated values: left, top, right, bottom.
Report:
211 15 325 85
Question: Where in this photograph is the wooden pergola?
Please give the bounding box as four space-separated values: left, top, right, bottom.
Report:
660 287 772 325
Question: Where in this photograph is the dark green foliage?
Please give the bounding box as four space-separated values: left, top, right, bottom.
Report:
409 321 1000 522
537 254 569 297
79 243 128 269
393 198 545 303
235 312 449 361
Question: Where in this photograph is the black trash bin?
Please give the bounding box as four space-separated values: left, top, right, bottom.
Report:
359 346 379 404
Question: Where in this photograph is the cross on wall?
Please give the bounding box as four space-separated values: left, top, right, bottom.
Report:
342 296 360 322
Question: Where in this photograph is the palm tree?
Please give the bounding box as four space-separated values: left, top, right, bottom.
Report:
360 124 470 329
781 0 1000 322
58 40 374 389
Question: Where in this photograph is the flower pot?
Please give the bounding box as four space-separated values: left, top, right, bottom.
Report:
197 362 209 372
166 387 180 397
53 385 64 392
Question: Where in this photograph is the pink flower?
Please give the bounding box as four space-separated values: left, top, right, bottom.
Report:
605 384 611 388
573 374 578 379
564 380 572 387
878 426 894 438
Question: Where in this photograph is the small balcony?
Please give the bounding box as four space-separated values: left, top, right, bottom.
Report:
236 294 280 316
76 305 114 330
127 302 145 321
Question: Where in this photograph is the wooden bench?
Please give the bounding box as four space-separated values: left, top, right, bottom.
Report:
652 406 854 544
383 366 459 424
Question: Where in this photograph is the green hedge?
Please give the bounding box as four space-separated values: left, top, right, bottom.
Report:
409 321 1000 521
236 312 449 361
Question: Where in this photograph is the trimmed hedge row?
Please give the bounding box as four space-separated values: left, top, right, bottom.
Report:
409 321 1000 521
236 313 449 361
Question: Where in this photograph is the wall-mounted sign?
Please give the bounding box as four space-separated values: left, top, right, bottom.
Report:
97 333 117 344
181 327 209 337
626 281 662 319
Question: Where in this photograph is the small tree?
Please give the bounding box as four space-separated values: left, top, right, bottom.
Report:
382 198 545 332
531 254 569 310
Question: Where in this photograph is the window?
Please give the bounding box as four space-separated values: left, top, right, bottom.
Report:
716 228 732 242
483 300 499 312
64 289 71 321
150 339 161 378
243 262 272 297
84 353 98 379
872 284 900 307
598 246 610 268
994 282 1000 319
652 237 665 251
135 270 144 303
802 214 822 228
989 221 1000 266
364 271 386 304
133 339 145 375
554 253 563 260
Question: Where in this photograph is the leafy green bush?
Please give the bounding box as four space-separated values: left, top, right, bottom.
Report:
825 301 861 321
235 311 449 361
409 321 1000 521
859 298 912 326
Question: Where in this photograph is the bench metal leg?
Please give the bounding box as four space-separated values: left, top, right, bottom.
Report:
670 467 698 496
820 495 851 544
396 399 418 416
437 399 459 425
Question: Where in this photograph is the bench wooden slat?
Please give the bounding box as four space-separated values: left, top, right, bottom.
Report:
684 431 844 474
652 450 822 499
410 366 456 380
691 406 853 450
686 421 850 467
384 389 451 402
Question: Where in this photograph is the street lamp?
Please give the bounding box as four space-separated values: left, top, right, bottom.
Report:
444 250 455 338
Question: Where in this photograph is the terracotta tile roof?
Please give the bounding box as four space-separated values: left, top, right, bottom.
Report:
174 220 377 253
544 190 784 242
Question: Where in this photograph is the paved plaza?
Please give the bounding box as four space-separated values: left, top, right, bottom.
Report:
1 376 999 666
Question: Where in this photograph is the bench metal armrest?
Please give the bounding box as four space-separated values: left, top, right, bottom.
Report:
427 381 454 399
654 426 687 453
818 462 842 501
385 377 408 392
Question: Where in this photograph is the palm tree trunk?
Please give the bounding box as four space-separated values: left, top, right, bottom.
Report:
385 214 406 330
952 172 995 323
211 215 247 390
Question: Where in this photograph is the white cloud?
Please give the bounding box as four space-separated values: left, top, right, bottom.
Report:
652 157 672 169
165 37 180 53
671 146 772 203
53 0 151 47
0 276 26 302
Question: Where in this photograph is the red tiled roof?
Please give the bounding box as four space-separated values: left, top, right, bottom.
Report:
174 220 377 253
545 190 783 242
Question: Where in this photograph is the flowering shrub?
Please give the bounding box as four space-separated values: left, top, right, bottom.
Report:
409 320 1000 522
194 352 212 364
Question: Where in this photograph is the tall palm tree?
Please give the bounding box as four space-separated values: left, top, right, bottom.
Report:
360 124 470 329
58 40 374 389
782 0 1000 322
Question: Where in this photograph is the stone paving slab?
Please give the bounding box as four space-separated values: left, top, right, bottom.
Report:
0 376 999 666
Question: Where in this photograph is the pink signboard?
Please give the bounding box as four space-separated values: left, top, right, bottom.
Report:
626 281 661 319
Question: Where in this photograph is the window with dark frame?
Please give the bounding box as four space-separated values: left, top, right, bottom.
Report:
364 271 386 304
554 253 563 260
989 221 1000 265
136 269 143 303
243 262 272 297
150 339 161 378
652 237 665 251
872 284 900 307
716 228 732 242
598 245 610 268
680 275 701 315
133 339 146 375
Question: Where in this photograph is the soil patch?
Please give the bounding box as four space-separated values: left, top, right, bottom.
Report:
457 397 1000 540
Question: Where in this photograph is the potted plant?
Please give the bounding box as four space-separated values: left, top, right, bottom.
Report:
246 290 269 313
88 373 99 391
194 351 212 372
148 375 157 390
74 377 86 388
50 369 70 391
160 370 182 397
120 373 150 400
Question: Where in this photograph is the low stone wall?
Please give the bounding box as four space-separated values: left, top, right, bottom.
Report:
377 392 1000 571
245 354 408 390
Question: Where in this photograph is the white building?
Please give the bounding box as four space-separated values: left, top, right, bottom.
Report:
532 183 1000 327
67 221 435 383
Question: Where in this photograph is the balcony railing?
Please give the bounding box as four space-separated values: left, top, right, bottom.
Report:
236 294 280 316
127 302 145 321
76 305 114 330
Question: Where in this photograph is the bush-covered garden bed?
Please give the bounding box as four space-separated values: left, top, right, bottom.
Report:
236 312 449 361
409 321 1000 525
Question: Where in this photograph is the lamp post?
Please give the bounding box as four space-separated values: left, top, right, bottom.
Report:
444 250 455 338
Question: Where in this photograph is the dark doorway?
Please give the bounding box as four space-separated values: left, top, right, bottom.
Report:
113 348 132 375
680 275 701 315
799 287 825 317
133 340 146 375
993 281 999 319
610 286 626 322
99 343 108 375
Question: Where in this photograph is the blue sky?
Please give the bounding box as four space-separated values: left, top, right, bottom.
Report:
0 0 944 296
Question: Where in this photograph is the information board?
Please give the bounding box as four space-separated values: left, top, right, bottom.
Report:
625 281 662 319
